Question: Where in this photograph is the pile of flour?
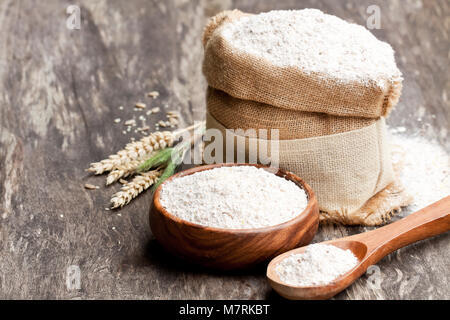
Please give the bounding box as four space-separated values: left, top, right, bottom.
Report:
159 166 308 229
275 244 359 286
220 9 401 88
390 130 450 212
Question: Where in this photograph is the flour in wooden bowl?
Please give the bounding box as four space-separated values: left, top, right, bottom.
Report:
275 244 359 287
159 166 308 229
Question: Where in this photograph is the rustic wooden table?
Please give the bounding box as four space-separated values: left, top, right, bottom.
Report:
0 0 448 299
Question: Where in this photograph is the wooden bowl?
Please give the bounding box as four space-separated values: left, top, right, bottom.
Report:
149 163 319 270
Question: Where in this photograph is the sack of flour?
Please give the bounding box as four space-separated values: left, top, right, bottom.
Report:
201 9 410 225
203 9 402 119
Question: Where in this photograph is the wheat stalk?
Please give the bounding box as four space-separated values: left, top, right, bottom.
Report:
87 131 175 175
110 169 162 209
107 145 176 185
106 159 143 185
87 150 135 175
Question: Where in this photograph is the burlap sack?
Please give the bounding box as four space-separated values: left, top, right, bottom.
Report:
207 87 376 140
205 112 410 225
203 10 402 119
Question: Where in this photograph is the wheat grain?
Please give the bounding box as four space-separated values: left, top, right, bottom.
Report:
135 102 146 109
124 119 136 126
87 131 175 175
84 183 99 190
147 91 159 98
137 126 150 132
110 169 162 209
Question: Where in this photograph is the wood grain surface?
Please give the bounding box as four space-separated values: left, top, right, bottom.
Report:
0 0 448 299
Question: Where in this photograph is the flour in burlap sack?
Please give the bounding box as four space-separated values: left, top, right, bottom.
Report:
203 9 402 119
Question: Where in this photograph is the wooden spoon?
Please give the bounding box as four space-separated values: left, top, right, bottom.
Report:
267 196 450 300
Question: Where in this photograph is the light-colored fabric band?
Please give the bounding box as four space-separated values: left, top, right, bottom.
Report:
207 87 377 140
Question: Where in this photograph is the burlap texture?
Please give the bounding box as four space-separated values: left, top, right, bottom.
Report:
202 10 402 119
319 180 412 226
207 87 376 140
206 112 400 224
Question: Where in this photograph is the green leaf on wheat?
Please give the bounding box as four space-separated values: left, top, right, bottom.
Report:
150 141 189 193
137 148 173 173
150 160 176 193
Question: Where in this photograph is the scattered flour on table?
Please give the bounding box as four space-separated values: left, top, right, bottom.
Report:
390 131 450 211
275 244 359 287
220 9 402 88
159 166 308 229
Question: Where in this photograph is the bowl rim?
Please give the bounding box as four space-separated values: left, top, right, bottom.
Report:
152 163 318 234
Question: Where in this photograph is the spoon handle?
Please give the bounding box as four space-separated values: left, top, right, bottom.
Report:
352 196 450 264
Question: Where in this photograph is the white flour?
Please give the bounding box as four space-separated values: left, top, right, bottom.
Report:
220 9 402 89
159 166 308 229
390 131 450 211
275 244 359 286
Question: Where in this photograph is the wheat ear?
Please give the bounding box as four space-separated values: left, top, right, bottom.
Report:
110 169 162 209
87 131 175 175
106 159 143 185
